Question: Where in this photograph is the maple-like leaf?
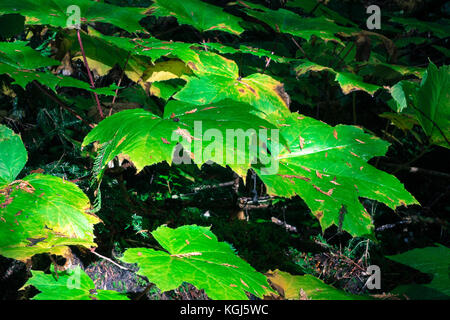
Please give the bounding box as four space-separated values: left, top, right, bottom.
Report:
120 225 274 300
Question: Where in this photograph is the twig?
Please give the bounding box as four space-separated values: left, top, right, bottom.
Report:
170 180 236 199
291 36 312 61
77 28 104 119
89 248 132 271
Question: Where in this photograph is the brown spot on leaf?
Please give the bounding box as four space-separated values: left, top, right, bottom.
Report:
333 129 338 139
330 177 340 185
161 137 170 144
313 185 334 196
299 135 305 149
315 211 324 220
26 237 46 246
201 106 216 111
275 84 291 107
187 62 198 71
278 174 310 182
221 263 238 268
240 279 249 288
300 165 311 172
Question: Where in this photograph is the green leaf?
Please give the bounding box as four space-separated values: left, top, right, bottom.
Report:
202 42 293 64
266 269 365 300
295 60 381 96
414 62 450 148
0 124 100 260
286 0 357 27
0 41 118 95
174 51 291 116
0 0 148 33
82 100 278 179
0 41 59 69
387 244 450 299
0 174 101 260
23 266 129 300
242 5 355 44
255 112 418 237
89 32 199 64
390 17 450 39
0 125 27 187
120 225 273 300
150 0 244 35
388 81 412 112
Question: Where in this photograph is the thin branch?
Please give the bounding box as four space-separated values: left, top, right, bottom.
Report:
89 248 132 271
77 28 104 119
291 36 312 61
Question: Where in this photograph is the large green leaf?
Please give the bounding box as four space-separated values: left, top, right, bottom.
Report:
0 125 100 261
387 244 450 300
255 112 418 237
414 62 450 148
174 51 291 116
150 0 244 35
120 225 273 300
0 0 147 33
0 174 101 260
23 266 129 300
266 269 365 300
0 125 27 187
82 100 278 179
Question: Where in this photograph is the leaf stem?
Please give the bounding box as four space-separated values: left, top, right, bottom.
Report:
76 28 104 119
